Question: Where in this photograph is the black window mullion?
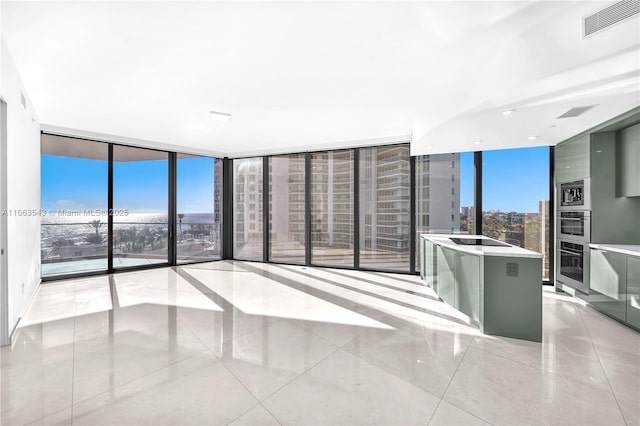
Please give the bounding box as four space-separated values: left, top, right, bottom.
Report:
548 146 555 285
222 157 234 259
263 156 269 262
353 148 360 270
409 155 416 274
107 144 114 272
168 152 177 265
474 151 483 236
305 152 312 266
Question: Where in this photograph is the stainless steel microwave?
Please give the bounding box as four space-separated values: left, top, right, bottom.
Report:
558 178 590 210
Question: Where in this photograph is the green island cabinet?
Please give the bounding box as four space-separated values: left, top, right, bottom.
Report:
627 256 640 329
420 234 542 342
587 246 640 330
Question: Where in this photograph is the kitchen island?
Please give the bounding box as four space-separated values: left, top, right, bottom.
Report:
420 234 543 342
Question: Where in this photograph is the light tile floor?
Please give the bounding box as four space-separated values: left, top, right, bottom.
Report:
1 261 638 425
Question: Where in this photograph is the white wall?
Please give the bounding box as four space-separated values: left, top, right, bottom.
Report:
0 36 41 336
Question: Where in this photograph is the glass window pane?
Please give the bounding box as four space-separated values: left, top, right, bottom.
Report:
269 154 306 264
359 145 410 271
41 135 108 276
177 155 222 263
113 145 169 268
415 152 474 271
311 150 354 267
482 146 550 280
233 157 263 260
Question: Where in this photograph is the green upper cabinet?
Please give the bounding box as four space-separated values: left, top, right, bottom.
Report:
555 135 590 184
616 123 640 198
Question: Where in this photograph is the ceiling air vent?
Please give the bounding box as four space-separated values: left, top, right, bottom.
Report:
557 105 598 119
584 0 640 37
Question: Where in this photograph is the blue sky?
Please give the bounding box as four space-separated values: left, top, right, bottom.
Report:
460 146 550 213
43 146 548 215
42 156 215 213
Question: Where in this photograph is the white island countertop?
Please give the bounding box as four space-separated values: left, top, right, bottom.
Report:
589 243 640 258
421 234 542 258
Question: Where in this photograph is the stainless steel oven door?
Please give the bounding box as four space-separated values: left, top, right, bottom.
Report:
558 211 590 240
557 240 590 294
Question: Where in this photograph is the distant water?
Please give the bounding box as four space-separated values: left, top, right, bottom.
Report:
42 212 214 225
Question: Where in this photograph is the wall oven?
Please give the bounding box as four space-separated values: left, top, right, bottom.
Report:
558 210 590 241
558 178 590 210
557 239 590 294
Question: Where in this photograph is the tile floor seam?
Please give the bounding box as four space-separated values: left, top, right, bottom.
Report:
68 348 211 414
339 342 447 404
207 346 268 409
364 271 426 286
467 338 616 395
238 264 415 329
427 335 493 426
257 344 344 405
224 402 262 426
247 263 466 331
258 402 283 426
577 305 630 425
176 308 285 357
274 265 442 312
314 268 439 301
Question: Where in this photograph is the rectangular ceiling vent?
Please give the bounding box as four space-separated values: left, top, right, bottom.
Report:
584 0 640 37
557 105 598 119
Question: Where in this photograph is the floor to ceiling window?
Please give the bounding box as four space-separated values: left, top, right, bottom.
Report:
269 154 306 264
415 152 474 271
41 135 108 276
359 145 411 271
482 146 550 280
233 157 264 261
310 150 354 267
112 145 169 268
176 155 222 263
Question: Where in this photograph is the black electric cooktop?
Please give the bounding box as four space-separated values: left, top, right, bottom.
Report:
449 237 510 247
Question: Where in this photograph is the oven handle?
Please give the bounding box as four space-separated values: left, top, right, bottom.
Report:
559 217 583 221
559 248 584 256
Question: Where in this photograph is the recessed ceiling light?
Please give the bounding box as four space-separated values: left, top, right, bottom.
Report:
549 125 557 128
501 109 515 116
528 135 538 140
210 110 231 122
473 140 482 145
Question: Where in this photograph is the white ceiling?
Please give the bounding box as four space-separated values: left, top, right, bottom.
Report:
1 1 639 157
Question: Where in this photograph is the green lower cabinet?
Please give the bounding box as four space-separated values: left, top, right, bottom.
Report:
482 256 542 342
436 246 456 306
589 249 627 322
627 257 640 329
455 252 480 324
422 238 437 289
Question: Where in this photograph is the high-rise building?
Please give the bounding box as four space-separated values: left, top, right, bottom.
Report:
539 199 550 279
416 153 461 235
